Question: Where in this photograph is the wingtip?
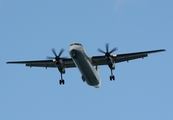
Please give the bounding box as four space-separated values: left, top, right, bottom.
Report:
157 49 166 52
6 62 14 64
161 49 166 52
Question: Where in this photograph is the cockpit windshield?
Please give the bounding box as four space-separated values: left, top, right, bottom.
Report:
70 43 83 47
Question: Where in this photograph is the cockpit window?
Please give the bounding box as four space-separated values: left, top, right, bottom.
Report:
70 43 83 47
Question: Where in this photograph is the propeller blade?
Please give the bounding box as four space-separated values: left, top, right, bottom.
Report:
98 48 106 54
58 49 64 57
47 48 66 61
109 47 118 54
47 56 55 59
98 43 118 56
52 48 57 57
106 43 109 53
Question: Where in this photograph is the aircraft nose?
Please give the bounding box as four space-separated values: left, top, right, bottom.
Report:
70 49 78 58
68 46 77 58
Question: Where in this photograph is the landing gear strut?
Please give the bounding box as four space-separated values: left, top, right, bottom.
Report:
110 69 115 81
59 72 65 85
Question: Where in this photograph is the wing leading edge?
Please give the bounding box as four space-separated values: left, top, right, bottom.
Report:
6 58 76 68
92 49 166 66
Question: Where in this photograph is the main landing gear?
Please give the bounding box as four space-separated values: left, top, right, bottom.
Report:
110 75 115 81
59 79 65 85
110 69 115 81
59 72 65 85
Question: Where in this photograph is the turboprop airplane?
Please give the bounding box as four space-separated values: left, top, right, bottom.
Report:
6 43 165 88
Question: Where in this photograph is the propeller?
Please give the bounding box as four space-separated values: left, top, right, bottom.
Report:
47 48 65 61
98 43 117 57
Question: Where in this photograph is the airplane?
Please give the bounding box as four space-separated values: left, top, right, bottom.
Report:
6 43 165 88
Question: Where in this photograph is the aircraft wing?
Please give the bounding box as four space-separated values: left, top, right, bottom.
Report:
6 58 76 68
7 49 165 68
91 49 166 66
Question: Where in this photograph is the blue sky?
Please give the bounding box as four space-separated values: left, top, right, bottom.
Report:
0 0 172 120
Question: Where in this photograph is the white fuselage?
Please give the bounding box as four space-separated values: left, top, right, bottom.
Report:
68 43 101 88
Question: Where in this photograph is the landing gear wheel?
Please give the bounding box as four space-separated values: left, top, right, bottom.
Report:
110 76 112 81
110 76 115 81
59 79 65 85
112 75 115 80
59 80 62 85
62 80 65 84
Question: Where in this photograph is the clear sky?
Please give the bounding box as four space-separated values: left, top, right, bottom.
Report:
0 0 172 120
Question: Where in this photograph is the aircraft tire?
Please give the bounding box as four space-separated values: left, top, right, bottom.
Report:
110 76 112 81
59 80 65 85
113 76 115 80
110 76 115 81
62 80 65 84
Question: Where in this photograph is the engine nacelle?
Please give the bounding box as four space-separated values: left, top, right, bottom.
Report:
56 59 66 74
107 57 115 70
61 68 66 74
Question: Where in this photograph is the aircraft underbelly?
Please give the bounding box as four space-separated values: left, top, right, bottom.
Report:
69 50 100 87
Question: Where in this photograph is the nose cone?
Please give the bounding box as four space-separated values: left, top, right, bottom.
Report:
68 43 83 57
68 45 76 56
68 43 83 51
68 44 76 52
